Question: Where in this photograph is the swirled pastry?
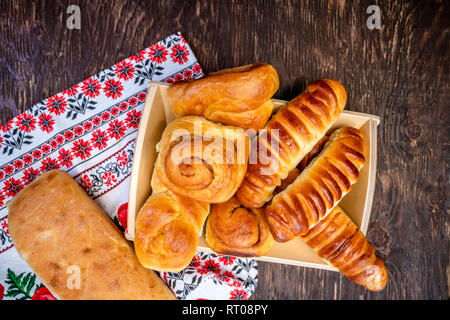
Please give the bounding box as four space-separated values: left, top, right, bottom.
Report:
301 206 388 291
154 116 249 203
168 63 279 130
265 127 365 242
135 190 210 272
205 197 274 257
235 79 347 208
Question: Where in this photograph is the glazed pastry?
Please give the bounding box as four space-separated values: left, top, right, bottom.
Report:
135 190 210 272
168 63 279 130
265 127 365 242
7 170 176 300
235 79 347 208
205 197 274 257
301 206 388 291
153 116 249 203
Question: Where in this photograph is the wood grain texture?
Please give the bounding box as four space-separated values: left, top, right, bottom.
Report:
0 0 448 299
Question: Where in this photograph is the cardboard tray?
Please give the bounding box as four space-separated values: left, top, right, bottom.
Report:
125 81 380 271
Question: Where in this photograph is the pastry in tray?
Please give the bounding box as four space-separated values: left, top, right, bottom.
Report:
152 115 249 203
167 63 279 130
205 196 274 257
235 79 347 209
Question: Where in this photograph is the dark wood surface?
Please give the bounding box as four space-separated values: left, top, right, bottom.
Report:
0 0 448 300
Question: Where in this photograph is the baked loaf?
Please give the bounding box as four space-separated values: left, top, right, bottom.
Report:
153 116 249 203
301 206 388 291
7 170 176 300
235 79 347 208
168 63 279 130
205 197 274 257
265 127 365 242
135 190 210 272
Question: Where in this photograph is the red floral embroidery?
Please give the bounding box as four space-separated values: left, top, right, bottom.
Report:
125 109 141 129
115 61 135 81
16 113 36 133
107 119 126 140
62 83 79 97
192 63 202 74
174 73 183 82
103 79 124 99
0 283 4 300
73 125 84 136
92 116 102 126
0 192 5 207
22 167 40 185
116 150 128 166
202 259 221 274
191 255 201 268
13 159 23 170
165 78 174 84
23 154 33 164
101 111 111 121
91 129 109 150
58 148 73 167
81 78 101 98
40 157 60 172
64 130 74 140
32 149 42 160
102 171 117 186
79 174 92 189
170 44 189 64
4 165 14 175
129 49 146 62
138 92 147 101
31 287 56 300
110 106 120 116
148 43 168 64
229 288 248 300
218 255 236 266
83 121 93 131
183 69 193 78
128 97 137 106
46 95 67 115
55 134 65 145
41 144 51 154
50 140 58 149
72 139 92 160
3 177 23 197
119 102 128 111
38 113 55 133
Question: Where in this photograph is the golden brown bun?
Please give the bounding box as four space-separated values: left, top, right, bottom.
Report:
265 127 365 242
205 197 274 257
7 170 176 300
135 190 210 272
168 63 279 130
301 206 388 291
154 116 249 203
235 79 347 208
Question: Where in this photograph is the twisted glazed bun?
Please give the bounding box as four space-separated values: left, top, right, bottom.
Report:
265 127 365 242
168 63 279 130
205 197 274 257
154 116 250 203
301 206 388 291
135 190 210 272
235 79 347 208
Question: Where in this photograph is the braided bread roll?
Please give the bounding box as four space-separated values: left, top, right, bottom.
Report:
235 79 347 208
301 206 388 291
168 63 279 130
154 116 249 203
265 127 365 242
205 197 274 257
135 190 210 272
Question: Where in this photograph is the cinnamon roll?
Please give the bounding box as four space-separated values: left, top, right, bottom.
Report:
154 116 249 203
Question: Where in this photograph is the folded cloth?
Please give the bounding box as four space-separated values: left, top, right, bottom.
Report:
0 32 258 300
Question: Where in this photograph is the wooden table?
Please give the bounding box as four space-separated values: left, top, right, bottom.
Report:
0 0 448 300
